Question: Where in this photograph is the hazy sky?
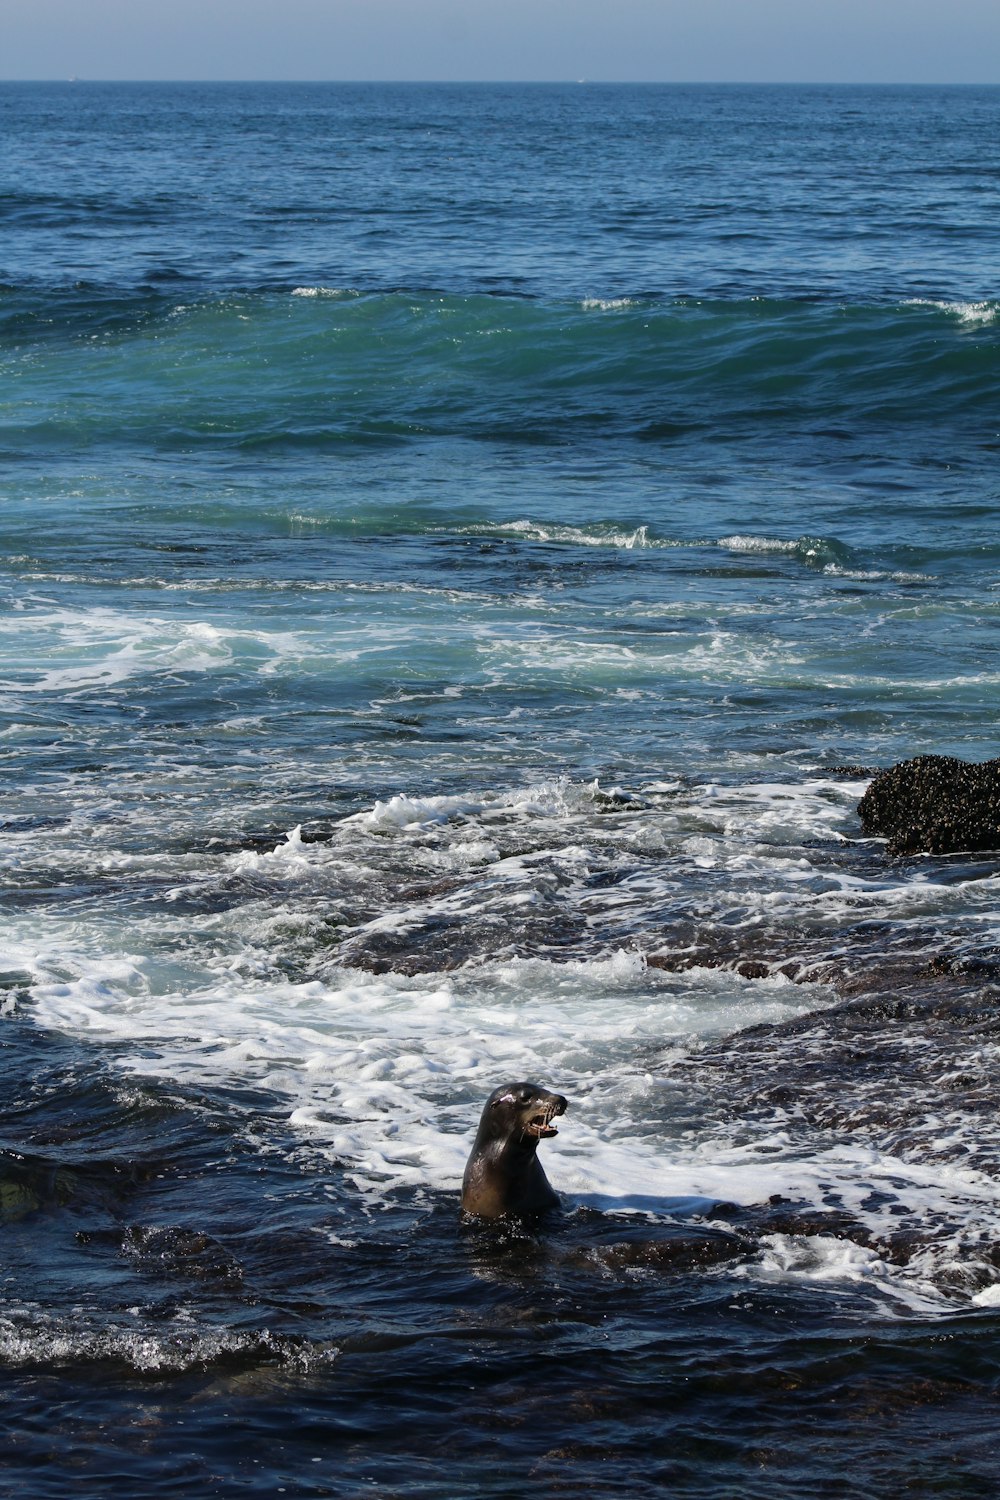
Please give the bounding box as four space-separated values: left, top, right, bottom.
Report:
4 0 1000 84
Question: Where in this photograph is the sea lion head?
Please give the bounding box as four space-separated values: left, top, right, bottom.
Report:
475 1081 568 1149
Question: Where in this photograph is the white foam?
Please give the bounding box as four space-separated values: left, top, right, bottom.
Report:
734 1231 949 1313
0 606 318 695
455 519 666 550
905 297 999 326
140 770 999 975
0 1309 337 1373
291 286 358 299
821 564 930 584
718 534 798 554
580 297 640 311
344 778 601 836
752 1233 888 1283
228 824 312 874
22 933 833 1199
356 793 489 831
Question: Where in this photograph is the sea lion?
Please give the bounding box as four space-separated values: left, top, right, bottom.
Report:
461 1081 567 1219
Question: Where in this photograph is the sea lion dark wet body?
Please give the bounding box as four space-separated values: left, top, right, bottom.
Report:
461 1081 567 1219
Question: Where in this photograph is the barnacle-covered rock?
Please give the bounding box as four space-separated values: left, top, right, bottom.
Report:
857 755 1000 856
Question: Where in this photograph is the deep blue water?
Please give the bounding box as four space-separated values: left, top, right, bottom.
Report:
2 82 1000 1498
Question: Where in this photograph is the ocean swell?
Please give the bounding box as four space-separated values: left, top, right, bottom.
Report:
2 290 997 453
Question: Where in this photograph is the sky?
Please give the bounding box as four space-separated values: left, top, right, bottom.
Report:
3 0 1000 84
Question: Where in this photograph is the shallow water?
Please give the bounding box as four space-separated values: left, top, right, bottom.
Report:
2 81 1000 1497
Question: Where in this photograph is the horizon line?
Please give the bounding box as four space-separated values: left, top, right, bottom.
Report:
3 76 999 88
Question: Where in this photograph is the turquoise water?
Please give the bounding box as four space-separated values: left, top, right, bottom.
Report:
2 82 1000 1498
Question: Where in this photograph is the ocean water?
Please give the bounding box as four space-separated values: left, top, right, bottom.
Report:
2 80 1000 1497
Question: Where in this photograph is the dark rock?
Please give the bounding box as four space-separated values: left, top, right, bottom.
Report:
857 754 1000 856
586 1227 752 1273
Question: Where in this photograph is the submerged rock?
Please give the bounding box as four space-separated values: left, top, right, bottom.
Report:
857 755 1000 856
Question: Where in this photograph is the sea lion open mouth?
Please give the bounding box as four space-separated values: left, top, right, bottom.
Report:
524 1100 565 1139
